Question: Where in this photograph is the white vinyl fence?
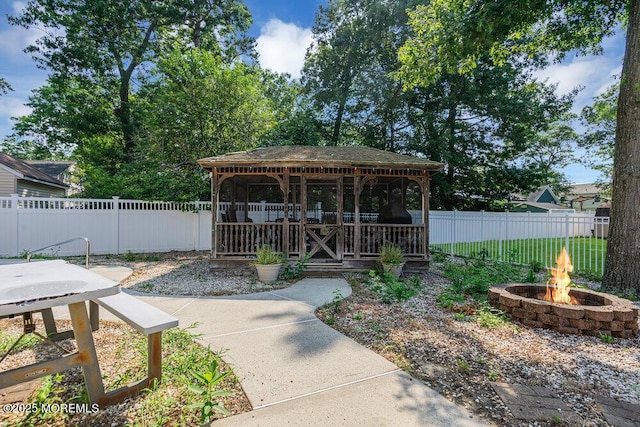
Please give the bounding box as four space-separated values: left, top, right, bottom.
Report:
0 196 609 273
430 211 609 274
0 195 212 257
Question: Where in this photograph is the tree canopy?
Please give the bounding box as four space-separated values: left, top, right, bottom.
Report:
397 0 639 294
302 0 575 210
3 0 637 292
579 83 619 188
5 0 265 199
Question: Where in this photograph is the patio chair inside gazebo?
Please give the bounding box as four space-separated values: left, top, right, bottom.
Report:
198 146 443 271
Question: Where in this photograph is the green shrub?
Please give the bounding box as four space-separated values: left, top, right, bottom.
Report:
530 260 544 273
431 251 448 263
436 292 466 308
477 304 509 328
366 270 420 304
254 245 283 265
188 359 232 423
599 333 615 344
524 268 537 283
442 259 523 301
378 243 404 266
281 253 310 280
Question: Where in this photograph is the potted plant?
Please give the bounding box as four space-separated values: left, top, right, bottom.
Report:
378 243 405 278
254 245 284 283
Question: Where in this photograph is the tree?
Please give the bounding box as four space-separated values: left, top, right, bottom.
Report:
302 0 574 209
521 117 577 195
9 0 253 160
579 83 619 188
7 76 120 161
415 68 574 210
398 0 638 294
606 2 640 294
302 0 420 147
126 49 276 201
0 77 11 95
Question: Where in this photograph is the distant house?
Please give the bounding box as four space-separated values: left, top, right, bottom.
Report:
510 185 575 213
563 183 609 211
0 152 69 197
26 160 80 195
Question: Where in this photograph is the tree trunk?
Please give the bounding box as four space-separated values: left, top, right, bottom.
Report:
117 78 135 155
444 100 457 211
602 0 640 295
331 98 346 145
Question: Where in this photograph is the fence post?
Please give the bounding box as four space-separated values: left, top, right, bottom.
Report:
260 200 267 222
565 212 570 251
527 211 532 263
480 210 485 246
450 210 456 256
195 203 201 251
10 194 19 256
112 196 120 254
498 211 504 261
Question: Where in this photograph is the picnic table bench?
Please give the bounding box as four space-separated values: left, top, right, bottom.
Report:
89 292 178 405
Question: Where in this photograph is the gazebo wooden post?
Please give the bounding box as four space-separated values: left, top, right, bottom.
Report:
282 171 290 258
243 182 250 223
300 174 307 257
211 168 219 259
231 179 237 211
337 177 344 261
421 174 430 261
354 173 361 259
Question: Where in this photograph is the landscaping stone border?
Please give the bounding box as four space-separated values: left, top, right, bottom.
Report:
488 284 639 338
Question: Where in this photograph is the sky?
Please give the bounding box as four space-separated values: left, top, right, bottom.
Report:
0 1 625 184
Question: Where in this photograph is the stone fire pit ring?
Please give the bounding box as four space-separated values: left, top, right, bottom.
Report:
489 284 639 338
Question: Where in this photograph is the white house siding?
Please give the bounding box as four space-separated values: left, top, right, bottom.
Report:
0 169 16 196
16 180 66 198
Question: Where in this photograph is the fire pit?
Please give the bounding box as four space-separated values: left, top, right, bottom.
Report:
489 284 639 338
488 248 639 338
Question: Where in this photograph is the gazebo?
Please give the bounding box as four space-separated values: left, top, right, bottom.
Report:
198 146 443 271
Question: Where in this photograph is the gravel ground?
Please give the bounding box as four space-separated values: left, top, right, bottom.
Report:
317 269 640 427
89 251 289 295
103 252 639 426
5 252 638 426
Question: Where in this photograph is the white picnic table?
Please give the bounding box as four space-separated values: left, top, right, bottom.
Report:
0 260 118 405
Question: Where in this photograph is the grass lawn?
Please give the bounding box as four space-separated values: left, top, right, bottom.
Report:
431 236 607 277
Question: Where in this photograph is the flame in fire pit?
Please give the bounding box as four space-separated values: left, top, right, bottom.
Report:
544 247 577 304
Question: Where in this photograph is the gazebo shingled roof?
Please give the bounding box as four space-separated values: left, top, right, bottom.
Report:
198 146 443 171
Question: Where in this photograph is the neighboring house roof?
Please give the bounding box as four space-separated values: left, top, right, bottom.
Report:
198 146 444 171
508 192 527 202
0 152 68 189
565 183 610 200
568 183 600 196
26 160 75 180
527 185 560 204
512 201 575 212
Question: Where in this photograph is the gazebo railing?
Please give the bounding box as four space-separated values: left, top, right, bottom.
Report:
217 222 424 258
344 224 424 256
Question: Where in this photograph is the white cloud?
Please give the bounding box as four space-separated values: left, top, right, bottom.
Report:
0 96 31 118
256 19 313 79
534 56 622 112
535 58 605 95
0 23 41 58
12 2 27 14
0 96 31 137
593 65 622 97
